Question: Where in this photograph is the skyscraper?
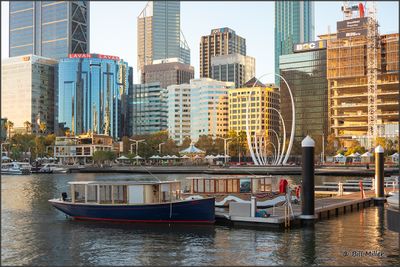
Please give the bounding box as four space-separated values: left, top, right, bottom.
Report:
9 1 89 59
137 1 190 75
274 1 314 85
200 27 246 78
2 55 58 134
57 54 131 139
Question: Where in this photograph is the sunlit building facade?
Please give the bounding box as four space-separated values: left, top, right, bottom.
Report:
1 55 57 134
228 81 280 145
190 78 234 142
167 83 191 145
57 54 130 139
9 1 89 59
200 28 246 78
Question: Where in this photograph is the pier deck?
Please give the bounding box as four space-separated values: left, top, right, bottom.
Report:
215 190 392 228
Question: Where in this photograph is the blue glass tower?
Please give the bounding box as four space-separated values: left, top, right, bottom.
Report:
9 1 89 59
274 1 314 85
57 54 130 139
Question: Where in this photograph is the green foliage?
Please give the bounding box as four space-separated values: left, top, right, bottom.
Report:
326 133 340 155
93 150 116 165
227 130 247 157
195 135 224 155
345 146 366 156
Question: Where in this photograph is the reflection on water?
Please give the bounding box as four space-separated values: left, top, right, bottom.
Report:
1 173 399 266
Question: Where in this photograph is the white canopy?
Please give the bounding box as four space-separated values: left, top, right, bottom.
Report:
181 155 190 159
117 155 129 160
205 155 215 159
348 153 359 158
193 155 202 159
133 155 143 159
334 153 346 158
391 152 399 158
215 154 224 159
171 155 179 159
361 151 372 157
1 156 10 161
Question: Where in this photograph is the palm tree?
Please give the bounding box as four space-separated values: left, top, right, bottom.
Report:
39 122 47 135
5 120 14 139
24 121 32 134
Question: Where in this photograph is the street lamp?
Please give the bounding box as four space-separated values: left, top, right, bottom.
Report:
220 137 232 164
159 142 165 155
129 139 145 165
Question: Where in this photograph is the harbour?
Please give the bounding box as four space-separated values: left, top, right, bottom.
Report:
2 172 399 266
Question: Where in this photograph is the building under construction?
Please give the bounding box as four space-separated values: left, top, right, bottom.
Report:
326 3 399 148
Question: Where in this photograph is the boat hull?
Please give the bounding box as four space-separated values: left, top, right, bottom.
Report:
49 198 215 223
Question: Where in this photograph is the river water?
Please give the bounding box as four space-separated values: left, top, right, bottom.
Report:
1 173 399 266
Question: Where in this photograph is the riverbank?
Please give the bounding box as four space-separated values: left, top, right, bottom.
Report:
69 165 399 176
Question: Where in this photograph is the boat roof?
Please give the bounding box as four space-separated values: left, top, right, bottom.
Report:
186 175 273 180
68 180 180 186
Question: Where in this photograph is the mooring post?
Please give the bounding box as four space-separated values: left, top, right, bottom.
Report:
374 145 385 205
251 196 256 217
299 136 318 223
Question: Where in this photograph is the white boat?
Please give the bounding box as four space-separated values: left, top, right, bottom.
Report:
39 163 68 173
387 192 399 210
1 162 32 175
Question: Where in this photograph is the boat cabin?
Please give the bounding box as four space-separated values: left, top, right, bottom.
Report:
186 175 277 194
66 181 181 204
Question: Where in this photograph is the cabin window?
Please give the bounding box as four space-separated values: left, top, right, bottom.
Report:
232 179 239 193
227 180 233 192
240 179 251 193
217 180 225 193
204 179 214 193
197 180 204 193
252 179 259 192
87 185 98 203
113 185 127 204
193 180 198 193
99 185 112 204
74 184 85 203
170 183 181 200
161 184 170 202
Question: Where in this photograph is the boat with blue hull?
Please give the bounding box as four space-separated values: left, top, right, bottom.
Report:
49 181 215 223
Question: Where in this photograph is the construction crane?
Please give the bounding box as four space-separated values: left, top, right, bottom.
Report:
366 2 379 148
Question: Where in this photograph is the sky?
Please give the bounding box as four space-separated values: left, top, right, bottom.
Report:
1 1 399 84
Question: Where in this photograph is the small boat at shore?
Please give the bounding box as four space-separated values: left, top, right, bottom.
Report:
49 180 215 223
182 175 296 208
39 163 68 173
1 162 31 175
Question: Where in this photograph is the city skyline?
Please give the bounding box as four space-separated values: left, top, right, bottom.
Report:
1 1 398 83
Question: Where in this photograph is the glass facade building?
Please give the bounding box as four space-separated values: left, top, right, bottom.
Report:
57 54 130 139
211 54 255 88
137 1 190 75
279 43 328 154
9 1 89 59
190 78 235 142
129 83 168 136
1 55 57 134
274 1 314 85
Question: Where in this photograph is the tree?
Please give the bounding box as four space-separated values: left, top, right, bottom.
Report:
325 133 340 155
227 130 247 158
5 120 14 139
181 137 192 148
24 121 32 134
39 122 47 135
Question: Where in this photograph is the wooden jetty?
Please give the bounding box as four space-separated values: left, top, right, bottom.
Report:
215 189 394 229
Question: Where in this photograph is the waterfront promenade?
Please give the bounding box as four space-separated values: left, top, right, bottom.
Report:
69 165 399 176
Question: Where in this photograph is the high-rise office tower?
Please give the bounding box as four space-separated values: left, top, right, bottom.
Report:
211 54 255 88
9 1 90 59
200 27 246 78
137 1 190 75
274 1 314 85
